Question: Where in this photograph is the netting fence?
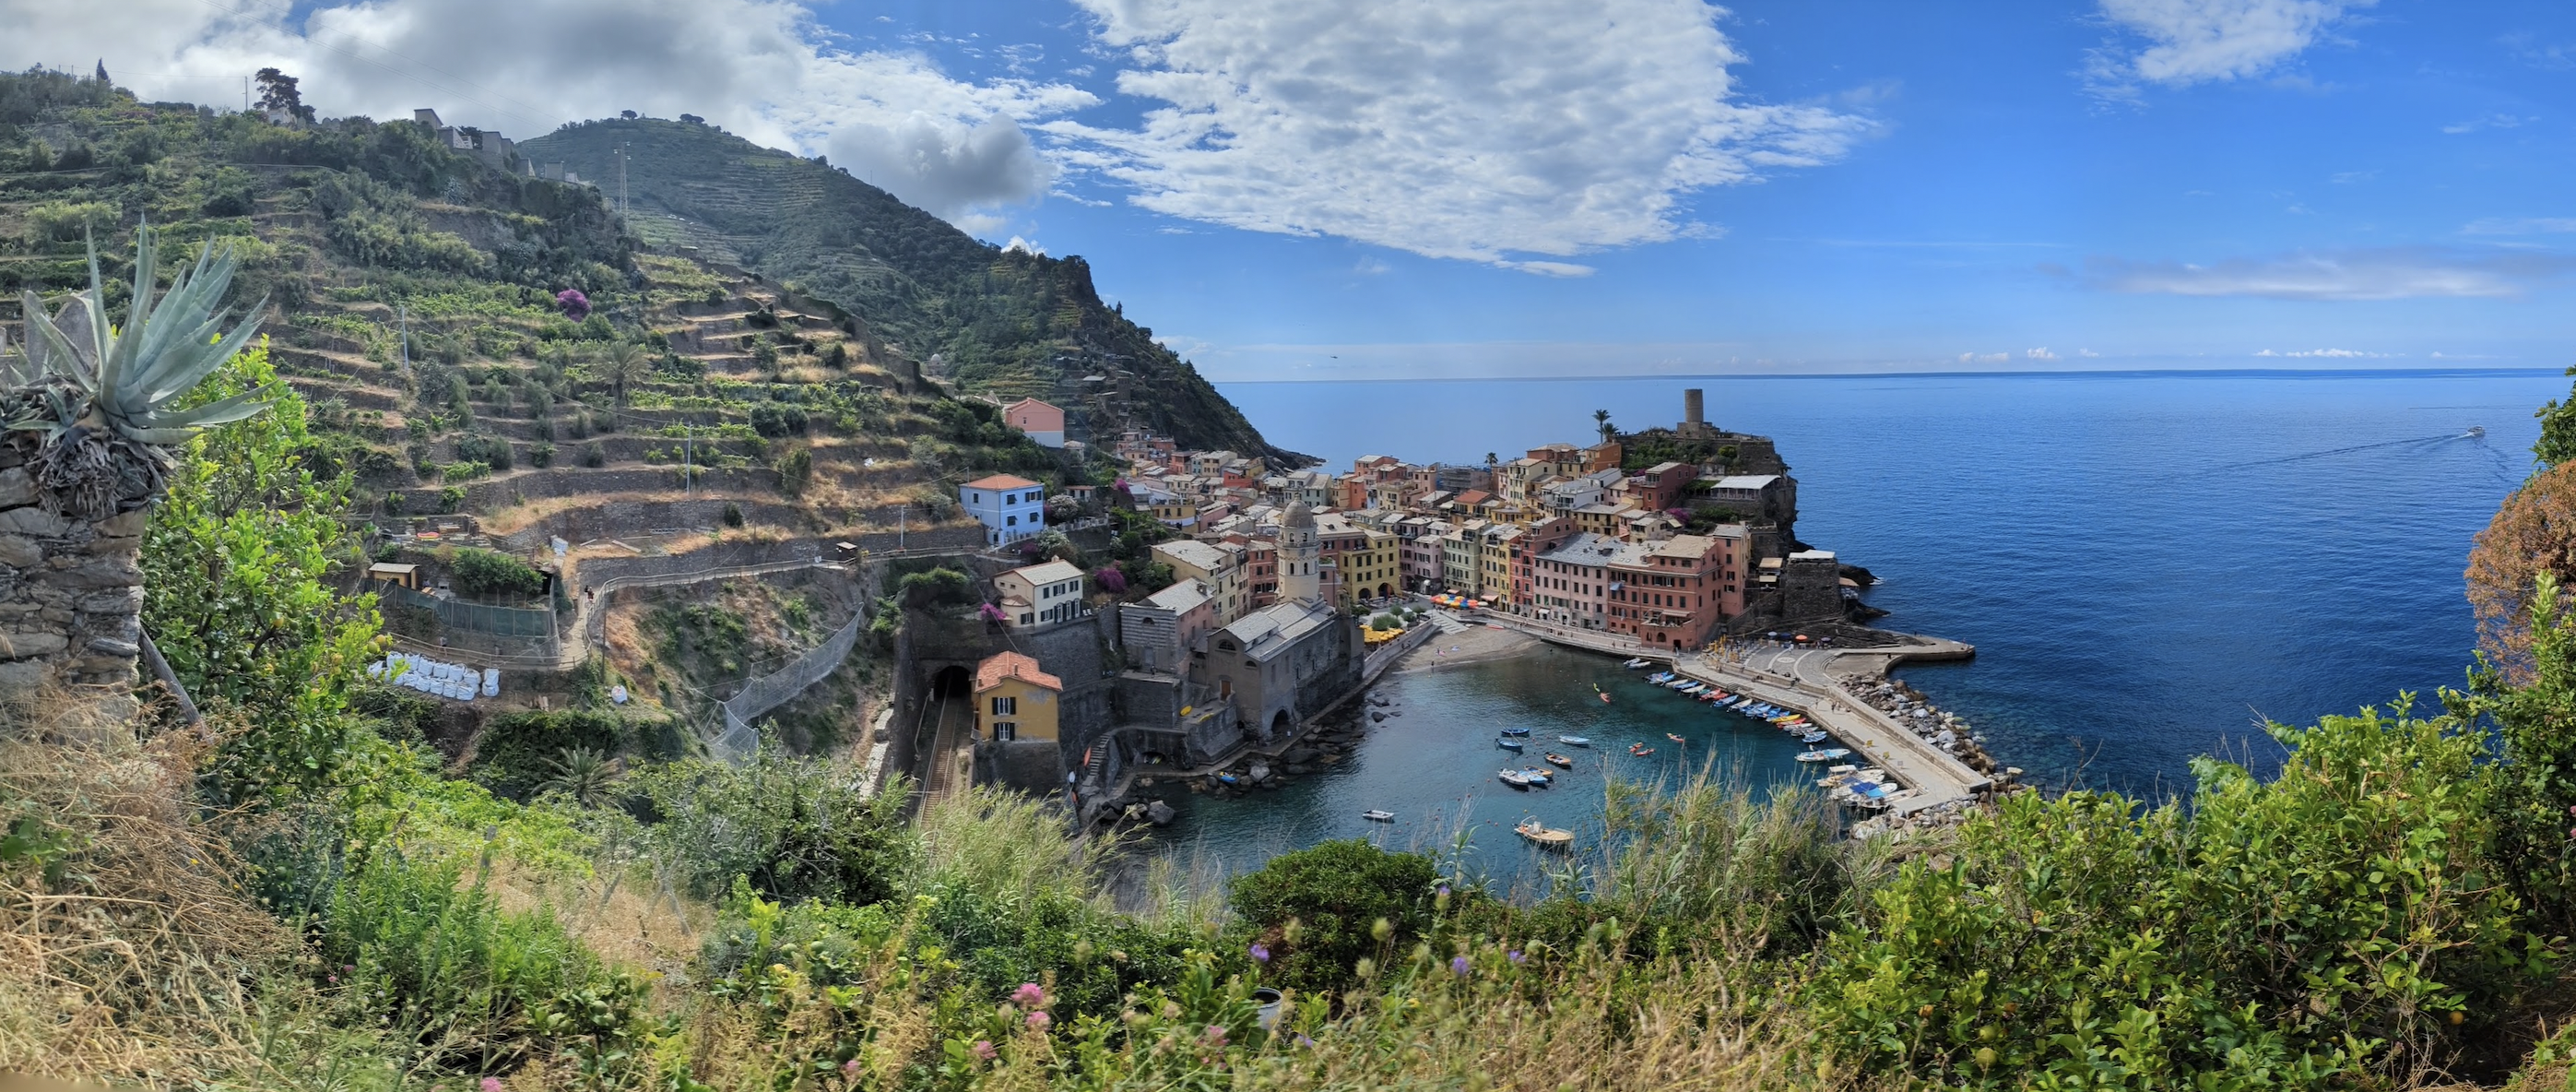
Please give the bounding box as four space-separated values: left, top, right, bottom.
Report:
711 607 869 761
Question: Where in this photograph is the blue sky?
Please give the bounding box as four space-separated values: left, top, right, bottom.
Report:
16 0 2576 379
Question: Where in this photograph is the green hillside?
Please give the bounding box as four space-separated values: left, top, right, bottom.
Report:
517 118 1290 460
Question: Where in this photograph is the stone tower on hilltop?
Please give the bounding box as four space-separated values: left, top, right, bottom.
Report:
1279 501 1320 604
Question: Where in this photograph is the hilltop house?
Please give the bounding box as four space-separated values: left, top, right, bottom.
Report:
961 474 1046 545
975 651 1061 742
994 559 1086 629
1002 398 1066 447
1119 578 1216 673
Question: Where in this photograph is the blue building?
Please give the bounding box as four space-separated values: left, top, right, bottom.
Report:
962 473 1046 545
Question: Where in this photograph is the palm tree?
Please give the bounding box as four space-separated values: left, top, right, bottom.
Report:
1592 409 1615 444
538 745 623 808
595 341 654 407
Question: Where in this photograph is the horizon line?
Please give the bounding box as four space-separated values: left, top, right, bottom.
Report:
1213 364 2570 386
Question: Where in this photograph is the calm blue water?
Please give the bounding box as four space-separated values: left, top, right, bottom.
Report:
1215 369 2562 799
1132 644 1814 892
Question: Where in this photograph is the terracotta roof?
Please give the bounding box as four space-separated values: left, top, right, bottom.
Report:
964 474 1041 490
975 651 1061 693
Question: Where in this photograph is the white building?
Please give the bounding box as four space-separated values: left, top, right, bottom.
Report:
961 474 1046 545
994 559 1086 628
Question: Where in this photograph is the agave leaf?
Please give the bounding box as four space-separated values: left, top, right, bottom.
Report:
101 222 157 400
131 386 272 433
20 293 94 395
127 242 237 391
135 299 265 410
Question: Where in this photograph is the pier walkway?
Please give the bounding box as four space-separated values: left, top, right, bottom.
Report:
1463 611 1987 814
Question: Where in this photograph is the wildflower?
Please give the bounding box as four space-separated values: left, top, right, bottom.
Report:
972 1039 997 1062
1296 1033 1317 1048
843 1059 862 1077
1011 982 1049 1009
1027 1010 1052 1031
1507 949 1527 965
481 1079 504 1092
1202 1024 1229 1047
1249 943 1270 964
1371 918 1394 942
1450 956 1471 977
1436 884 1450 897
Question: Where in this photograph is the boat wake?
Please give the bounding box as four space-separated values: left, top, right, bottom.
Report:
2195 429 2482 475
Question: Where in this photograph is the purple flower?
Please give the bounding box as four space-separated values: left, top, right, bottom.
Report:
1295 1033 1316 1048
1249 943 1270 964
1095 567 1128 594
1450 956 1471 977
1202 1024 1229 1047
1436 884 1450 897
481 1079 504 1092
555 289 591 321
1012 982 1049 1008
1025 1010 1052 1032
842 1059 862 1076
1507 949 1527 966
971 1039 997 1062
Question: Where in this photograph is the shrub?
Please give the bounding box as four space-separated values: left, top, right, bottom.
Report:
1229 839 1440 994
722 502 745 528
23 199 116 243
528 441 554 468
632 755 916 906
749 402 807 437
452 433 512 471
446 547 545 598
440 460 490 481
581 442 606 468
466 709 669 801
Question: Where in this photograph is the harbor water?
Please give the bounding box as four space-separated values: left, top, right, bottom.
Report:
1150 368 2565 879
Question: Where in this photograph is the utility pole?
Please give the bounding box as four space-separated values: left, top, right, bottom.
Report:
898 504 906 552
618 142 630 217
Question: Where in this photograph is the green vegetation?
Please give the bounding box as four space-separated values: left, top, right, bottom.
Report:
444 546 546 598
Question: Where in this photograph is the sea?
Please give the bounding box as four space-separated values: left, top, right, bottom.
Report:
1131 369 2563 884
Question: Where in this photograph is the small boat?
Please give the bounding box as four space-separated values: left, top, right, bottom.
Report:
1515 817 1575 849
1518 766 1553 785
1666 732 1686 743
1498 769 1533 787
1557 735 1590 747
1629 745 1656 756
1800 730 1829 744
1794 748 1853 763
1216 773 1240 786
1621 657 1650 670
1361 809 1396 822
1497 737 1525 752
1543 752 1574 768
1500 727 1532 736
1646 671 1676 683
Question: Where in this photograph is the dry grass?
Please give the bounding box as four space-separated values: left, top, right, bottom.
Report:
0 687 288 1086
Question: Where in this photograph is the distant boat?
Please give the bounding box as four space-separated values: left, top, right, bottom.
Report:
1497 737 1524 752
2468 426 2487 437
1646 671 1676 683
1216 773 1240 785
1621 658 1651 670
1543 752 1574 767
1500 727 1532 736
1557 735 1590 746
1361 809 1395 822
1794 748 1853 763
1498 768 1533 787
1515 817 1575 849
1629 744 1656 756
1801 730 1830 744
1517 766 1553 785
1666 733 1686 743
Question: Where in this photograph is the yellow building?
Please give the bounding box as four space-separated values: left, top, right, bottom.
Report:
1332 528 1402 606
1477 525 1520 606
975 651 1062 742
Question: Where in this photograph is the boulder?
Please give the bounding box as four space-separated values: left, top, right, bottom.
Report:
1144 800 1176 825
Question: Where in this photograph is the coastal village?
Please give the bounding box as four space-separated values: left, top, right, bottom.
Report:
927 389 2009 832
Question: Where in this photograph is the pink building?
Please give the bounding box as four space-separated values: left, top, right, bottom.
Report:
1003 398 1066 447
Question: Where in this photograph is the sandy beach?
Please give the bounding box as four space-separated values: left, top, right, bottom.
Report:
1391 623 1540 673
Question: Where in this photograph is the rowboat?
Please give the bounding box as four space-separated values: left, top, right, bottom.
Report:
1517 766 1553 785
1515 817 1574 849
1497 738 1524 752
1800 730 1829 744
1361 809 1395 822
1543 752 1574 768
1794 748 1853 763
1646 671 1676 683
1666 733 1686 743
1500 727 1532 736
1621 658 1651 669
1629 743 1656 756
1556 735 1590 746
1498 769 1533 787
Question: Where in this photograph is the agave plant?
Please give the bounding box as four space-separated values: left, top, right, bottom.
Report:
538 745 624 808
2 225 272 517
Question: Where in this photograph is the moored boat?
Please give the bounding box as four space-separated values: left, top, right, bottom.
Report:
1557 735 1590 746
1621 658 1650 669
1498 768 1532 787
1515 817 1575 849
1500 726 1532 736
1666 732 1686 743
1361 809 1395 822
1497 737 1524 751
1794 748 1853 763
1800 730 1830 744
1543 752 1574 767
1518 766 1554 785
1628 742 1656 756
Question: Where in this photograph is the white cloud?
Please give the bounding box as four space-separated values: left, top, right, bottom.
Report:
1495 260 1596 279
2079 348 2102 357
1957 351 2010 363
2463 217 2576 235
2086 0 2370 98
2026 347 2059 360
2443 113 2534 135
1000 235 1046 255
1046 0 1877 268
2073 247 2576 300
2252 347 2389 357
1353 256 1390 275
0 0 1096 230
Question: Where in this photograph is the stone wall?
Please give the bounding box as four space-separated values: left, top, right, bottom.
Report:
0 444 145 689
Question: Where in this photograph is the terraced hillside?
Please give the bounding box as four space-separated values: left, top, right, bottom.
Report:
518 118 1292 461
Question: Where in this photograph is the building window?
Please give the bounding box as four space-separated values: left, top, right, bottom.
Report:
991 695 1018 716
995 721 1016 741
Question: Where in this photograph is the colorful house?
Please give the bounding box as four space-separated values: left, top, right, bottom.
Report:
975 651 1062 742
961 474 1046 545
1002 398 1066 447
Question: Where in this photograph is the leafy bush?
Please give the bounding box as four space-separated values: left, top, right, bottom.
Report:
467 709 651 801
632 755 916 906
440 459 490 481
446 547 545 598
1229 839 1440 994
437 485 465 512
23 199 116 242
452 433 513 471
749 402 807 437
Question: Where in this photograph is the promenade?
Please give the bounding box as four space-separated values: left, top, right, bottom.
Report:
1465 611 1988 814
